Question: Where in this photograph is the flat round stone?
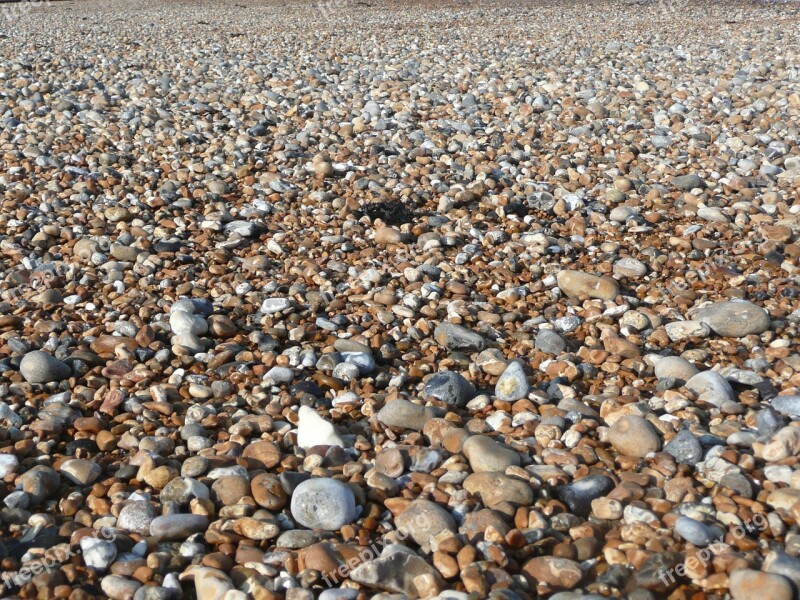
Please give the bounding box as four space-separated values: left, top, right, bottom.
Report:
290 478 358 531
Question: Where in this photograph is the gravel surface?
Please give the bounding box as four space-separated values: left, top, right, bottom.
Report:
1 0 800 599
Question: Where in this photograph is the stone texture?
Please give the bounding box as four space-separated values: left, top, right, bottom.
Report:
19 350 71 383
350 546 445 599
290 478 358 530
376 399 435 431
608 415 661 458
150 514 210 541
556 270 619 300
693 301 770 337
297 406 345 449
395 499 456 550
422 371 476 407
729 569 793 600
433 323 487 352
462 435 521 472
494 360 530 402
464 472 535 509
522 556 584 589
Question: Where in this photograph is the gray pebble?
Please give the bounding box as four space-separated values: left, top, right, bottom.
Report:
149 514 210 541
535 329 566 355
771 396 800 417
693 301 770 338
290 477 358 530
434 323 487 352
19 350 71 383
423 371 475 407
117 501 158 534
674 516 723 546
664 429 704 466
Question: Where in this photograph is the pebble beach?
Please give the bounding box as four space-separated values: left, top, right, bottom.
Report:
1 0 800 599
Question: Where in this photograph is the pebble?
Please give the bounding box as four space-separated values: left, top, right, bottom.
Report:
261 298 292 314
193 568 234 600
19 350 71 383
612 258 647 278
117 501 159 534
350 546 444 597
169 310 208 336
609 206 636 222
686 371 736 407
101 575 141 600
693 301 771 337
172 333 204 354
608 416 661 457
535 329 567 355
771 395 800 416
422 371 476 407
556 270 619 301
264 366 294 383
592 497 623 520
395 499 456 550
150 514 210 541
464 472 535 509
19 465 60 504
756 408 786 438
664 429 704 466
4 490 29 509
522 556 584 589
671 174 705 190
341 352 375 375
296 406 345 449
80 537 117 571
59 458 102 485
463 435 521 472
654 356 699 384
665 320 711 342
765 552 800 590
494 361 530 402
376 399 435 431
674 516 723 546
160 477 210 505
434 323 487 352
720 473 754 498
0 454 20 478
556 475 615 517
319 590 359 600
290 478 358 530
729 569 793 600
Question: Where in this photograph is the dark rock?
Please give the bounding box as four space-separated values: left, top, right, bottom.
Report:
354 201 416 226
556 474 615 517
422 371 475 407
628 552 683 593
597 564 631 589
153 240 182 253
664 429 703 466
280 472 311 495
433 323 487 352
